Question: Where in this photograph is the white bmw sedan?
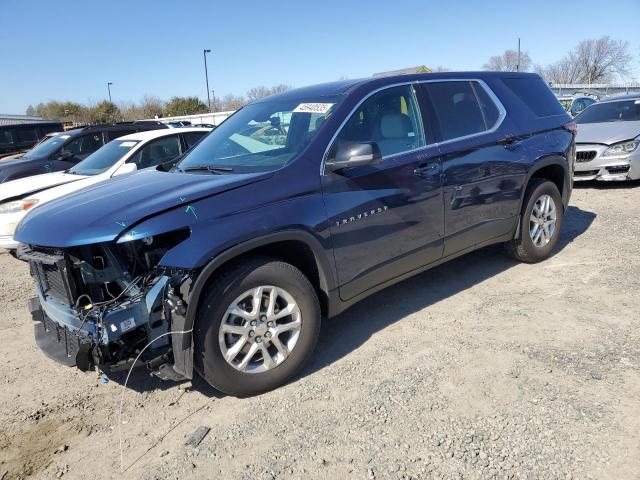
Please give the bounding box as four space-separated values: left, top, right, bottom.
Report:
0 127 210 250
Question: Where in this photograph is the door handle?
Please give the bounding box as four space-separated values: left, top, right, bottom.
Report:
413 163 440 178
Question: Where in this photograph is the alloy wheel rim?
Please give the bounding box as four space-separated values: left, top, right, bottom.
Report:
218 286 302 374
529 194 557 248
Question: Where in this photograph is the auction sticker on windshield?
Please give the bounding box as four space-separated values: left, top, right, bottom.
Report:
120 141 137 147
293 103 334 114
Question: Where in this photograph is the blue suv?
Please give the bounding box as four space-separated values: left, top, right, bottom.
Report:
14 72 575 396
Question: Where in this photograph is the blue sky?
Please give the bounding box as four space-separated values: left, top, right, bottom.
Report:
1 0 638 114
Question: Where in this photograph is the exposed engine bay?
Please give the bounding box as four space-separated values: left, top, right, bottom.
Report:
17 229 193 378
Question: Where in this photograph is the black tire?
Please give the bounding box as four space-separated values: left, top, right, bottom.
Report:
194 256 321 396
507 179 564 263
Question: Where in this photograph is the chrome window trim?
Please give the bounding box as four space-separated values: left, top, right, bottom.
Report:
321 78 507 175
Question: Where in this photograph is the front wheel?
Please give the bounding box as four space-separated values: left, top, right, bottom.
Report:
194 257 321 396
507 179 564 263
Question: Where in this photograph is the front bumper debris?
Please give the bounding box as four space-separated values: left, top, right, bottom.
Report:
19 241 195 380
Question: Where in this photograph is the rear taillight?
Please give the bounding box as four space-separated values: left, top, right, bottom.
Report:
563 121 577 137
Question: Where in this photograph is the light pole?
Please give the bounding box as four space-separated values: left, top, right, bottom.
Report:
203 49 212 112
107 82 113 104
211 89 216 111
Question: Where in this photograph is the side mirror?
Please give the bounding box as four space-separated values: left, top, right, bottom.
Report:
325 141 382 173
113 163 137 176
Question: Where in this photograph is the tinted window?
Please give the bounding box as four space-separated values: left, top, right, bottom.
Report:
107 129 134 141
16 128 37 142
183 131 208 149
575 100 640 124
128 135 182 169
426 81 487 141
472 82 500 129
331 85 425 158
0 129 14 145
63 133 104 156
503 77 565 117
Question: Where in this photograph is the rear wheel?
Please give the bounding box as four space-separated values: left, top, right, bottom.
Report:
194 257 320 396
507 179 563 263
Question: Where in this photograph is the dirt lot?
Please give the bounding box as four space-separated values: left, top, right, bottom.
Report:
0 183 638 480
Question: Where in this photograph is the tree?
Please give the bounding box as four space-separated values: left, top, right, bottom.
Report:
483 49 532 72
537 36 632 84
88 101 120 123
219 94 247 111
139 95 165 118
246 84 293 102
25 105 35 116
164 96 208 116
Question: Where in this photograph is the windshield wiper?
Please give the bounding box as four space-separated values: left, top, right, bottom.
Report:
180 165 234 174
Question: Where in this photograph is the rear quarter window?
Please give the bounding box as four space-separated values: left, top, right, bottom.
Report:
502 77 566 117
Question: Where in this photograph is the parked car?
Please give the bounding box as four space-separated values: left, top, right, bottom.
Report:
0 121 63 159
573 94 640 181
0 122 167 183
14 72 574 396
0 128 210 250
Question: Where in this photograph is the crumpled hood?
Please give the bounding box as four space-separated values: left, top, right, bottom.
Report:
0 171 85 202
14 169 271 248
576 121 640 145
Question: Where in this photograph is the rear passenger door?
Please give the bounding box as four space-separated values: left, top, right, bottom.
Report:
418 80 521 256
322 84 444 301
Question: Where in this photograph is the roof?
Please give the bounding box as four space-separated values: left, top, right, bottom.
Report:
116 126 212 142
373 65 431 77
0 114 60 126
262 71 540 104
598 93 640 103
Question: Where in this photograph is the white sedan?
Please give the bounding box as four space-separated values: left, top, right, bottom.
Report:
0 127 210 250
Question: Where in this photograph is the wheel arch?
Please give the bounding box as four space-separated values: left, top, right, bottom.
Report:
524 156 569 208
184 231 335 336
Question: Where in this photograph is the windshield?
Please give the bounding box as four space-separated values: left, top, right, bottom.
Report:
23 133 71 158
69 139 139 175
177 96 342 173
575 100 640 124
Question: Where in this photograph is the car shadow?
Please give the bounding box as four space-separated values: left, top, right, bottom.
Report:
573 179 640 190
302 205 596 379
120 205 595 395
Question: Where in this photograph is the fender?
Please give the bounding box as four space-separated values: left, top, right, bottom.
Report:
169 229 337 379
522 154 570 208
510 154 570 241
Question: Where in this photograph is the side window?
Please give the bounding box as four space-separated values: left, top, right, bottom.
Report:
183 131 208 149
502 77 566 117
0 129 14 145
16 127 37 143
107 129 132 141
471 82 500 129
426 81 497 141
128 135 183 169
331 85 425 158
63 133 104 156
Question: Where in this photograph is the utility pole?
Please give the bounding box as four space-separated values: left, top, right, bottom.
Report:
516 38 521 72
107 82 113 103
203 49 212 112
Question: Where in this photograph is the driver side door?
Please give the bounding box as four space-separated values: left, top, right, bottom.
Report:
321 84 444 301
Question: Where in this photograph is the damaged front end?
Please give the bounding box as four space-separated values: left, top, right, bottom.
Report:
17 228 196 381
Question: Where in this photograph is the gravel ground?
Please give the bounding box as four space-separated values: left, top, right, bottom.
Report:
0 182 638 480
